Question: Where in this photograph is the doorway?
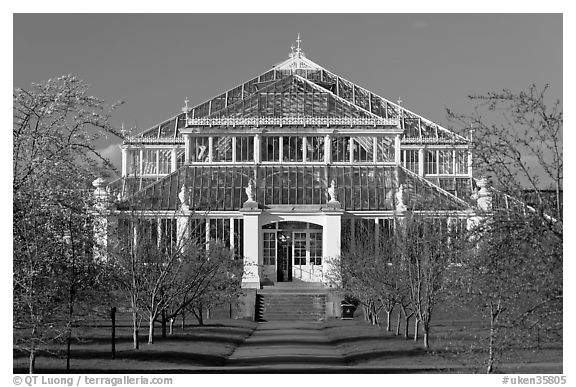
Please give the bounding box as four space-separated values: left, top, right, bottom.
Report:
277 231 292 282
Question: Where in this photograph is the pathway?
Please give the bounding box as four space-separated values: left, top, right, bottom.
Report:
225 321 347 370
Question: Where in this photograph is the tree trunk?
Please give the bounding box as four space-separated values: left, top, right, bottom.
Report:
404 315 411 339
487 314 497 373
29 350 36 374
395 309 401 336
206 308 211 320
386 310 392 331
414 319 419 342
194 307 204 326
132 311 139 350
66 325 72 372
181 312 186 331
148 314 155 344
161 310 167 339
423 331 429 349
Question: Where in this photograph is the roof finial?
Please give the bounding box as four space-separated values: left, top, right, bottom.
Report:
182 97 190 121
296 33 302 54
397 97 403 106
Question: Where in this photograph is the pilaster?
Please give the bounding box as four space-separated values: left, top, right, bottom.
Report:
121 147 128 177
240 206 262 288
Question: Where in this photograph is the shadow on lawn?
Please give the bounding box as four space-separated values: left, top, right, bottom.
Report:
79 332 249 346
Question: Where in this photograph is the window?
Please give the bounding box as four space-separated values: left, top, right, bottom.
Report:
158 149 172 174
283 136 303 162
401 150 419 174
309 232 323 265
236 137 254 162
438 150 453 174
176 149 185 168
191 137 209 162
425 150 437 175
213 137 233 162
127 149 140 176
263 232 276 265
261 136 280 162
142 149 158 174
159 218 177 254
376 137 395 162
353 137 373 162
455 150 469 175
306 136 324 162
293 232 307 265
332 137 350 162
209 218 230 244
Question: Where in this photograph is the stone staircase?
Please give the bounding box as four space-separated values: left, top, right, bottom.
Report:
256 282 327 322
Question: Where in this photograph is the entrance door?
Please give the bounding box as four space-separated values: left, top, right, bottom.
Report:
277 231 292 282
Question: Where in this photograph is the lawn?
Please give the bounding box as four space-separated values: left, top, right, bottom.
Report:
13 304 562 374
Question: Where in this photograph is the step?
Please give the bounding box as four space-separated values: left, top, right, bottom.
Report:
262 292 326 296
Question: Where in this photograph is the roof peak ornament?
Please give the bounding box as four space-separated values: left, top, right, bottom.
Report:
276 34 323 70
289 33 305 59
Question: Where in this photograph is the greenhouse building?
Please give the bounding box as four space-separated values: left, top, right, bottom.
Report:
93 37 497 320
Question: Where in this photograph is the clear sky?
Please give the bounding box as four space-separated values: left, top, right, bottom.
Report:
13 13 562 168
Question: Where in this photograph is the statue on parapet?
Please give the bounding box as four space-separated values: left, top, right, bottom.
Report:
328 179 338 202
245 179 256 202
396 184 407 212
179 184 189 209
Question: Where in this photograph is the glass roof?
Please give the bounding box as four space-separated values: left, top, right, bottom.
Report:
114 165 472 212
130 59 468 145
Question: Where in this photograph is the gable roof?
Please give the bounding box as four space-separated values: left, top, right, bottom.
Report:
130 52 468 144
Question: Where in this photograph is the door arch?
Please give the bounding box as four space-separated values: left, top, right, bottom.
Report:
261 221 324 283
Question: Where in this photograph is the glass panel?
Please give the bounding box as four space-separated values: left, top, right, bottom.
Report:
293 232 307 266
283 136 303 162
191 137 209 162
159 119 176 138
159 218 177 255
261 136 280 162
332 137 350 162
158 149 172 174
213 137 233 162
209 218 230 244
425 150 437 175
376 137 395 162
306 136 324 162
353 137 373 162
309 232 322 265
236 136 254 162
263 232 276 265
142 149 157 174
455 150 468 174
401 150 419 174
188 218 207 246
127 149 140 176
438 150 453 174
176 149 185 168
233 218 244 260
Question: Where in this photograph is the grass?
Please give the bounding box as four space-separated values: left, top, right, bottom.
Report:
13 304 562 374
13 318 258 373
329 303 563 373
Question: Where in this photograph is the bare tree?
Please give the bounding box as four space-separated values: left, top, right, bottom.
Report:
447 84 562 373
110 213 243 345
447 84 562 222
13 75 121 373
460 211 562 373
398 214 463 349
